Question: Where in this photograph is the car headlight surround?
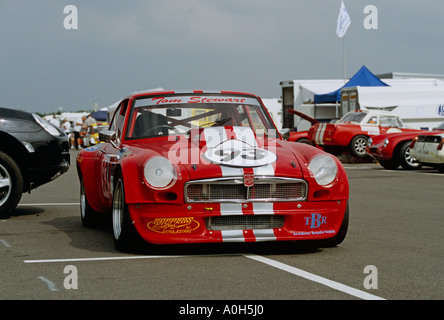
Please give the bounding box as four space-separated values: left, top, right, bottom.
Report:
32 114 61 137
143 156 177 189
308 154 338 186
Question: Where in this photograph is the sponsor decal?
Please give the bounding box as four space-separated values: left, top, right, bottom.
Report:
304 213 327 229
293 230 336 236
292 213 335 236
360 125 380 135
437 105 444 117
147 217 200 234
83 145 102 152
145 95 260 106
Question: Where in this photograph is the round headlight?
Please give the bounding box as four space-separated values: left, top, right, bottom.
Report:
143 156 176 189
308 155 338 186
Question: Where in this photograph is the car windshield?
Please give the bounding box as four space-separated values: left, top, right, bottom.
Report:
338 112 367 124
125 95 276 139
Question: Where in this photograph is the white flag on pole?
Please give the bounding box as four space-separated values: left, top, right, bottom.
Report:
336 1 351 38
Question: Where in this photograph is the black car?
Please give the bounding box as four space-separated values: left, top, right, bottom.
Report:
0 107 70 218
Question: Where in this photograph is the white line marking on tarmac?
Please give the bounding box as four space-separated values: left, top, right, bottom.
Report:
24 253 385 300
0 239 11 248
244 254 385 300
38 276 59 292
24 255 188 264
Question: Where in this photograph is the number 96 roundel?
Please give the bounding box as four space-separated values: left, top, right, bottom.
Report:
203 139 277 167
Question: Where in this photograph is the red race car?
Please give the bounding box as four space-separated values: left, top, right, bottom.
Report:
366 131 427 170
308 110 420 158
286 109 319 144
76 90 349 251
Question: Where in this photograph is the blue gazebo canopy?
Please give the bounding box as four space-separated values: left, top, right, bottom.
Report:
313 66 389 104
90 110 107 121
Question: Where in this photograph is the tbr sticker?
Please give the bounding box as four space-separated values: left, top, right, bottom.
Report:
203 139 277 167
147 217 200 234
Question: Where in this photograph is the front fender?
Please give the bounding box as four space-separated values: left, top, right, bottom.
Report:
116 148 189 206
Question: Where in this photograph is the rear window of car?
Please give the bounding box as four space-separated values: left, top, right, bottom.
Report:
338 112 366 124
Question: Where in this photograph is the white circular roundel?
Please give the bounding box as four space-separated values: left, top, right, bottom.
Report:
203 140 277 167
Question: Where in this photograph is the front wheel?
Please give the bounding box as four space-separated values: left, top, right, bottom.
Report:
0 151 23 218
399 141 422 170
350 135 369 158
112 177 142 251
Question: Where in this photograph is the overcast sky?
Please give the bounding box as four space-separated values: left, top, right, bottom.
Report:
1 0 443 114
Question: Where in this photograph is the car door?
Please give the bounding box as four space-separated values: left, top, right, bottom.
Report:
99 99 129 202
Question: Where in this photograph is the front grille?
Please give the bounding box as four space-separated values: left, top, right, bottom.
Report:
184 177 307 203
207 215 284 231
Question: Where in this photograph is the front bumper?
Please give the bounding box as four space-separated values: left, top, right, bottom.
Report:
366 146 390 160
29 160 70 189
128 200 348 245
27 136 70 190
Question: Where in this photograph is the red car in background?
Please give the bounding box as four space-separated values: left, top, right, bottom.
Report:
76 90 349 251
308 110 420 158
286 109 319 144
366 131 426 170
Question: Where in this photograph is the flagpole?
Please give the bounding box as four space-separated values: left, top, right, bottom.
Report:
343 36 346 83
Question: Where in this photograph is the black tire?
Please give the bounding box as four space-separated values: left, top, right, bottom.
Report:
296 138 312 145
399 141 422 170
378 159 400 170
112 177 142 251
80 177 100 227
0 151 23 218
319 201 349 247
349 135 369 158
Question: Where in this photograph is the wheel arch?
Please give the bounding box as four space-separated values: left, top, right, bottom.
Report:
0 132 31 191
391 138 412 162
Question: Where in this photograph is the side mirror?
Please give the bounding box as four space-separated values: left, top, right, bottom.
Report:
99 130 116 142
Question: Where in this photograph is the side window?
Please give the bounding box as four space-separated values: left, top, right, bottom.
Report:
109 99 129 143
366 116 377 125
380 116 398 128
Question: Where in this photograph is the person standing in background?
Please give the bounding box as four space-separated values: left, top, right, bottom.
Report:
72 115 86 150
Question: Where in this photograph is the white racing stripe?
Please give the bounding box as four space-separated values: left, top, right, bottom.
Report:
252 229 276 241
202 126 277 242
220 203 243 216
315 123 327 145
221 230 245 242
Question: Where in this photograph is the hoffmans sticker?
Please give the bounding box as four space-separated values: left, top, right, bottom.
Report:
147 217 200 234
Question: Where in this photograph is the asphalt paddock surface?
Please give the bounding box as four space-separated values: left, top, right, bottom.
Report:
1 150 443 303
